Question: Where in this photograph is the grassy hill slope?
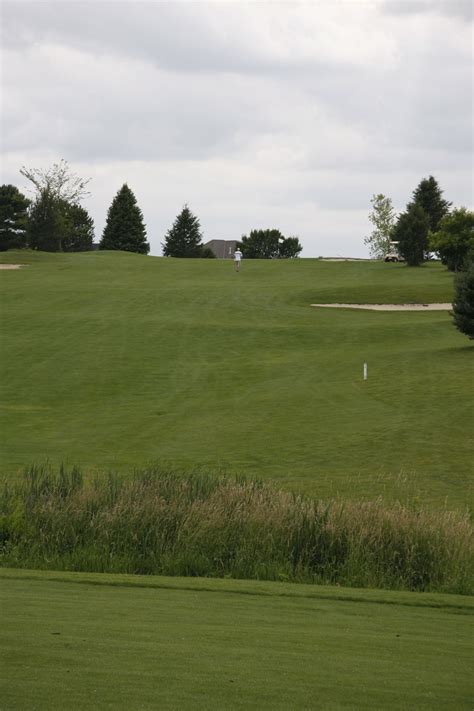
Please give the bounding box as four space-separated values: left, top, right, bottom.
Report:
0 250 472 507
1 569 472 710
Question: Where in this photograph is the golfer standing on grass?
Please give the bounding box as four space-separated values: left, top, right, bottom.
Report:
234 247 242 272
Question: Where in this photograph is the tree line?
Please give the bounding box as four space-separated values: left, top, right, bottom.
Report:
1 162 471 339
0 160 302 259
364 175 473 271
1 162 147 255
364 175 473 340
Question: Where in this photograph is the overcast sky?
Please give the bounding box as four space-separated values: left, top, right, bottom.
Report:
1 0 472 257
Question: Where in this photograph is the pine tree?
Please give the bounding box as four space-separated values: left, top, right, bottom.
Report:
0 184 30 251
393 203 430 266
27 193 95 253
61 202 95 252
412 176 451 233
452 260 474 340
100 184 149 254
28 189 66 252
162 205 203 257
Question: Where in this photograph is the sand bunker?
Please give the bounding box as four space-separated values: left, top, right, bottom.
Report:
0 264 26 270
311 303 451 311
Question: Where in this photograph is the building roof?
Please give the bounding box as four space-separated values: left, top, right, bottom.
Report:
203 239 237 258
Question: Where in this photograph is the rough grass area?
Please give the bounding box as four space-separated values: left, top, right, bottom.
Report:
0 250 472 508
1 466 471 594
1 568 473 711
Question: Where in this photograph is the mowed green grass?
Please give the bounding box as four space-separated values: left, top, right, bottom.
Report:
0 250 472 508
1 568 472 710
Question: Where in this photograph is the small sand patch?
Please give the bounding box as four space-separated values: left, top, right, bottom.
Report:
311 303 452 311
0 264 26 270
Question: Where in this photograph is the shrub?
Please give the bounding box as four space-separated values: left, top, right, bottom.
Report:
452 260 474 340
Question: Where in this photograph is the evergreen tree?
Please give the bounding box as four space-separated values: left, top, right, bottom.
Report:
200 246 216 258
27 193 95 253
412 176 451 233
28 189 66 252
162 205 203 257
0 184 30 251
393 203 430 266
452 259 474 340
100 184 149 254
61 202 95 252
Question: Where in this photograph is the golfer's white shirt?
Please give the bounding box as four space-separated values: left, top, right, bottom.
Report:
234 251 242 261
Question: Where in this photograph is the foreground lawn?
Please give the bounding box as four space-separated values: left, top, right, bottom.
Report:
1 250 472 508
1 569 472 710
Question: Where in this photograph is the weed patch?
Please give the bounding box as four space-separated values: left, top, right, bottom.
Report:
1 465 471 594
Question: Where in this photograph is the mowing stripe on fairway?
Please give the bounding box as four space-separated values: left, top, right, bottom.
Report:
1 568 472 611
1 569 473 710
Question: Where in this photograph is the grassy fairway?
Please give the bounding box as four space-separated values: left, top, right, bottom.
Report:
1 569 472 710
0 250 472 507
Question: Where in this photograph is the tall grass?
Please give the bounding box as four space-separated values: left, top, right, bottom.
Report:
1 465 472 594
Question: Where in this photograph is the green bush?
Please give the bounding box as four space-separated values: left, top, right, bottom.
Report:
452 260 474 339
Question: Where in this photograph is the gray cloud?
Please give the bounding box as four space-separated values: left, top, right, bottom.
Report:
2 2 361 74
381 0 473 21
1 0 472 257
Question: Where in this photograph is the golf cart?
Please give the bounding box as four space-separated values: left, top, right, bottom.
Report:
384 241 403 262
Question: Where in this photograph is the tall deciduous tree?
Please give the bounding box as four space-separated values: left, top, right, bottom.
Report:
238 229 302 258
100 184 149 254
162 205 203 257
21 159 94 252
364 194 397 258
20 159 91 203
277 235 303 258
412 176 451 233
393 203 430 266
452 259 474 340
0 185 30 251
239 229 279 258
429 208 474 271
